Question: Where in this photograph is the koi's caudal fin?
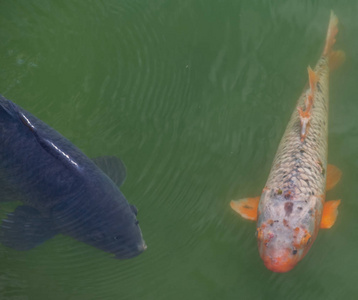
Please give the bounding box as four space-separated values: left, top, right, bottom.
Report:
324 10 345 70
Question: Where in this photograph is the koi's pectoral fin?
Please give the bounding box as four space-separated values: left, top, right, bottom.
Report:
320 200 341 229
230 196 260 221
0 205 57 250
326 164 342 191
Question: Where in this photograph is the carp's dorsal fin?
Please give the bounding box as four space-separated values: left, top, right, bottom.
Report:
326 164 342 191
0 205 57 250
230 196 260 221
92 156 127 187
320 200 341 229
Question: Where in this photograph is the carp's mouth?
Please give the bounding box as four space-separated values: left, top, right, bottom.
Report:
113 242 147 259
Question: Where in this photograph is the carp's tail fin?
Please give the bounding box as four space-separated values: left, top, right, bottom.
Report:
324 10 345 70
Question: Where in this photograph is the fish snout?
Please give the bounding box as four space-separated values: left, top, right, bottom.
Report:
262 248 296 273
115 241 147 259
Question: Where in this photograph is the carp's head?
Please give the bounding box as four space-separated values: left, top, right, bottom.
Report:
85 203 147 259
256 191 322 272
58 200 147 259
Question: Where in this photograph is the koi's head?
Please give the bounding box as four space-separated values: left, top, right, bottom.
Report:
256 194 321 272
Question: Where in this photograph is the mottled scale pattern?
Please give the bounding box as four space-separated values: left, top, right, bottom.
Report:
265 56 329 203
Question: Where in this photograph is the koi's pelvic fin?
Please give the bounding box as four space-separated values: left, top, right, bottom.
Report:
320 200 341 229
230 196 260 221
324 11 345 70
326 164 342 191
297 67 318 142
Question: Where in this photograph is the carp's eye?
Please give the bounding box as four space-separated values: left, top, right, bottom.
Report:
292 248 298 255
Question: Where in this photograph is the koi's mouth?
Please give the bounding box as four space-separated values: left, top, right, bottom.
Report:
262 249 297 273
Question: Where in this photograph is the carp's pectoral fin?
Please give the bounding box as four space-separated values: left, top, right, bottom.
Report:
92 156 127 187
320 200 341 229
230 196 260 221
326 164 342 191
0 205 57 250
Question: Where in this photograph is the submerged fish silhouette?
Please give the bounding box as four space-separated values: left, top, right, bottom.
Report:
0 95 146 259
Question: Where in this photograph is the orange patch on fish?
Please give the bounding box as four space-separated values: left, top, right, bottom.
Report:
262 249 296 273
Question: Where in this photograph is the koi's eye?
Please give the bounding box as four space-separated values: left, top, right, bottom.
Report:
292 248 298 255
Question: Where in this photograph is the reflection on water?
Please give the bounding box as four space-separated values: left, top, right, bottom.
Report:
0 1 357 299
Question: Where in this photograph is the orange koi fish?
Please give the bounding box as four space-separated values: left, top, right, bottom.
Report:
230 11 345 273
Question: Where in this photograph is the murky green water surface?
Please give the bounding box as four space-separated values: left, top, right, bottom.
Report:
0 1 357 299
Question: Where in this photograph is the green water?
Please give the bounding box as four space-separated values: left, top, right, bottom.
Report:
0 1 357 299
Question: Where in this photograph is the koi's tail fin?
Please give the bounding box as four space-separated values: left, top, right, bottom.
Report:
324 10 345 70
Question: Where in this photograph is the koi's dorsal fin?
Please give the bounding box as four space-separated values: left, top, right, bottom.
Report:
298 67 319 142
297 107 310 142
230 196 260 221
320 200 341 229
307 66 319 96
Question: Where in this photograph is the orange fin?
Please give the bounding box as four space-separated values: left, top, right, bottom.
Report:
323 11 339 56
326 164 342 191
320 200 341 229
329 50 346 71
297 106 311 142
230 196 260 221
308 66 319 94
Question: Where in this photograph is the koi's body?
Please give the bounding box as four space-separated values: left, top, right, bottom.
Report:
257 56 329 272
231 11 344 272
